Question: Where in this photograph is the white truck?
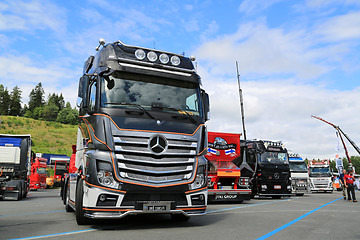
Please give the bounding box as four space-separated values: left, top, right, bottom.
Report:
0 134 32 200
288 153 309 196
308 159 333 193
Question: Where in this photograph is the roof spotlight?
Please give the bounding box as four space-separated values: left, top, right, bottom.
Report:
170 56 180 66
159 53 169 64
147 51 157 62
135 49 146 60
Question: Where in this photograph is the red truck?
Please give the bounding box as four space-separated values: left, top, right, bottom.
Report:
206 132 251 202
29 157 47 190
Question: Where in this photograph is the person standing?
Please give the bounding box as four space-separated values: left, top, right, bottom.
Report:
339 168 347 200
344 170 357 202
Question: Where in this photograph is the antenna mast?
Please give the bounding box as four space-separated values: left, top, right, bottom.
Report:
236 61 247 141
237 62 253 172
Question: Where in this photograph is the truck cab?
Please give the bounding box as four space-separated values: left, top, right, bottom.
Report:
29 157 47 190
241 140 291 199
308 159 333 193
205 132 251 202
64 39 210 224
288 153 309 196
0 134 32 200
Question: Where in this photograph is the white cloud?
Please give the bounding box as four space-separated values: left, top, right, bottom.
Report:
0 54 80 106
195 21 328 80
199 67 360 159
316 11 360 42
239 0 284 15
0 0 66 34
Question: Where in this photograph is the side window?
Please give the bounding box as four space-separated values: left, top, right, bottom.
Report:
89 81 97 111
185 93 198 112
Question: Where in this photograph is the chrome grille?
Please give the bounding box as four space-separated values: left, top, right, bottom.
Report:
114 134 197 184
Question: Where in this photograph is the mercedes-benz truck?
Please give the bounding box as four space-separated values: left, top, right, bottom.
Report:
240 140 291 199
63 39 210 224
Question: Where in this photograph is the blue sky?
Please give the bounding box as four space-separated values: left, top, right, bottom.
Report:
1 0 360 159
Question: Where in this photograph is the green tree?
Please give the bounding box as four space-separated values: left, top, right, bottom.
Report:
0 84 10 115
42 103 59 121
9 86 22 116
56 102 78 125
28 83 45 111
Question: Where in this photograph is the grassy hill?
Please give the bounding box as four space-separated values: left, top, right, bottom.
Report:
0 116 77 156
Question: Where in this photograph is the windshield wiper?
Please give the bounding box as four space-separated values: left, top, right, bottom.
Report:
104 102 156 120
155 106 197 124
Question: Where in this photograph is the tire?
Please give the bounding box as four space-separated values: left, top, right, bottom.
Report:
65 185 74 212
62 179 68 205
171 214 190 222
75 178 91 225
15 184 22 201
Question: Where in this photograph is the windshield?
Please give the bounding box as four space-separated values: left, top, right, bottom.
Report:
289 161 308 172
309 167 331 177
101 72 201 116
260 151 288 164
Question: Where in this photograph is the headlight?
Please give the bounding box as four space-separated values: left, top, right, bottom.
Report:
97 161 119 189
261 185 267 190
189 166 206 190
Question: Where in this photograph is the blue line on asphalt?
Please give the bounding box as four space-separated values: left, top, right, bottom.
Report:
0 210 66 218
9 229 96 240
207 198 290 214
256 196 343 240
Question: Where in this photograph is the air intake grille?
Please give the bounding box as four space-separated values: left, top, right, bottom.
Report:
114 134 197 184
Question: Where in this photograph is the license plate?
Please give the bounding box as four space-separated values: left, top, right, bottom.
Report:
274 185 281 189
221 186 233 190
143 201 171 212
297 181 304 184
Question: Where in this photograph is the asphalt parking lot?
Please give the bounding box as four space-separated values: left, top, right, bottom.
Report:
0 189 359 240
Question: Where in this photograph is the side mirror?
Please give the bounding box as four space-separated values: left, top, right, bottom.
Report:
201 90 210 121
78 75 90 108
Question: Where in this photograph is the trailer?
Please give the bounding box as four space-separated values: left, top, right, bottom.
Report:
0 134 32 200
205 132 251 202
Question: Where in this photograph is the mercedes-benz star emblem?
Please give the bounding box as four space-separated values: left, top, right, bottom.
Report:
148 135 168 154
274 173 280 179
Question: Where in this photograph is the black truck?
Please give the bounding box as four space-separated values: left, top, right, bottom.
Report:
240 140 291 199
0 134 32 200
63 39 210 224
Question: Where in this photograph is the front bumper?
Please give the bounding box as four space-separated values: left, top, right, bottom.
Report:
81 182 207 219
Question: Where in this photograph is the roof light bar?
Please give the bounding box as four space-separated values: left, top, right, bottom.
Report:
133 48 183 66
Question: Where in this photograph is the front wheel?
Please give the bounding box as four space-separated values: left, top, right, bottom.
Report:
75 179 91 225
